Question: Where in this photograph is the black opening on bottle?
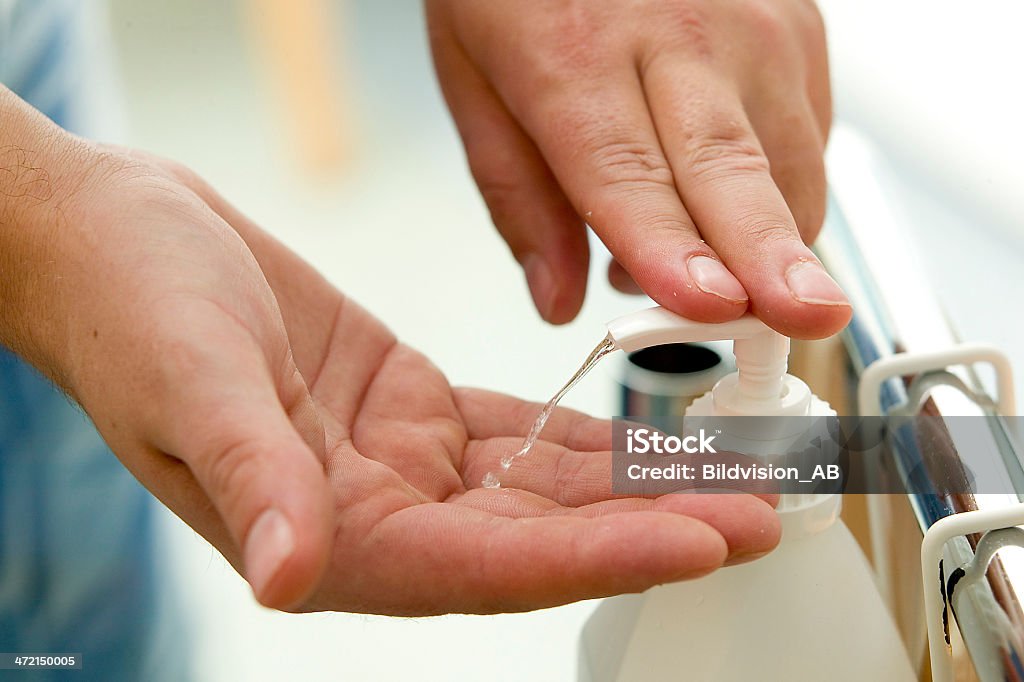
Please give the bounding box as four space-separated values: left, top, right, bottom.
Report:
626 343 721 375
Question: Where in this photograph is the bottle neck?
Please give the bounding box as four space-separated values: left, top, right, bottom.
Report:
733 333 790 402
711 373 812 417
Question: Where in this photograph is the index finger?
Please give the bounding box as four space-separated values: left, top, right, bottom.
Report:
643 59 851 338
510 67 751 322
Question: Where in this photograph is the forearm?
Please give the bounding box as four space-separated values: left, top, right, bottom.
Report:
0 84 95 386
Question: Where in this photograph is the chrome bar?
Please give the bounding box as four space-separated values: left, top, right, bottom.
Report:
819 128 1024 681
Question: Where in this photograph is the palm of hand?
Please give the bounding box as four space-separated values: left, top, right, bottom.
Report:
260 234 780 615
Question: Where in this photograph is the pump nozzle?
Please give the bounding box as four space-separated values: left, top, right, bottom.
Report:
607 307 808 416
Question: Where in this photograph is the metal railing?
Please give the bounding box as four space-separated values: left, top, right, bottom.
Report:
820 128 1024 681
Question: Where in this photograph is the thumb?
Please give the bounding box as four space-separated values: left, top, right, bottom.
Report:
157 343 333 610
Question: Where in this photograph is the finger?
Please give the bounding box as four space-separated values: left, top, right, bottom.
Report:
430 27 589 324
349 344 467 500
147 328 332 610
461 437 779 509
455 388 779 505
642 61 850 338
351 503 729 614
450 487 781 562
454 387 612 452
607 258 644 295
462 439 615 504
789 1 832 140
508 67 750 322
744 96 828 244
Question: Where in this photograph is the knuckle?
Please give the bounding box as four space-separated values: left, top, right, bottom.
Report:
522 5 608 92
544 104 677 194
646 0 715 59
685 124 769 183
734 209 794 244
542 4 607 71
617 201 690 236
592 139 676 192
203 436 265 511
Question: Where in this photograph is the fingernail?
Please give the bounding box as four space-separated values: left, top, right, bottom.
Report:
245 508 295 599
724 550 773 567
523 255 556 320
785 261 849 306
687 256 747 302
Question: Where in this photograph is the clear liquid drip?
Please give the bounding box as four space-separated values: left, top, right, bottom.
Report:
482 333 616 488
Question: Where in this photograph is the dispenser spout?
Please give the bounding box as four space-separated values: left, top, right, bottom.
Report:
606 307 772 354
606 306 793 408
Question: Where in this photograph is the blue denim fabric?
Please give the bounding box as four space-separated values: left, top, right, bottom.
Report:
0 351 166 681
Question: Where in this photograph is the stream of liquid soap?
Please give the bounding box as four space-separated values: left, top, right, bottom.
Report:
482 333 617 489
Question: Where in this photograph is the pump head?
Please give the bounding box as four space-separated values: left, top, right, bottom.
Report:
606 307 813 417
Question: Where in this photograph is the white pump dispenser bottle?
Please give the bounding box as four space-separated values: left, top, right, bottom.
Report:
578 307 915 682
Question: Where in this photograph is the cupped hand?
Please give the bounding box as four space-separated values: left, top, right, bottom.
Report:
427 0 851 338
182 164 781 614
50 148 780 616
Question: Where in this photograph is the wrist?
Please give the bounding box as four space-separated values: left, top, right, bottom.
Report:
0 86 106 386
